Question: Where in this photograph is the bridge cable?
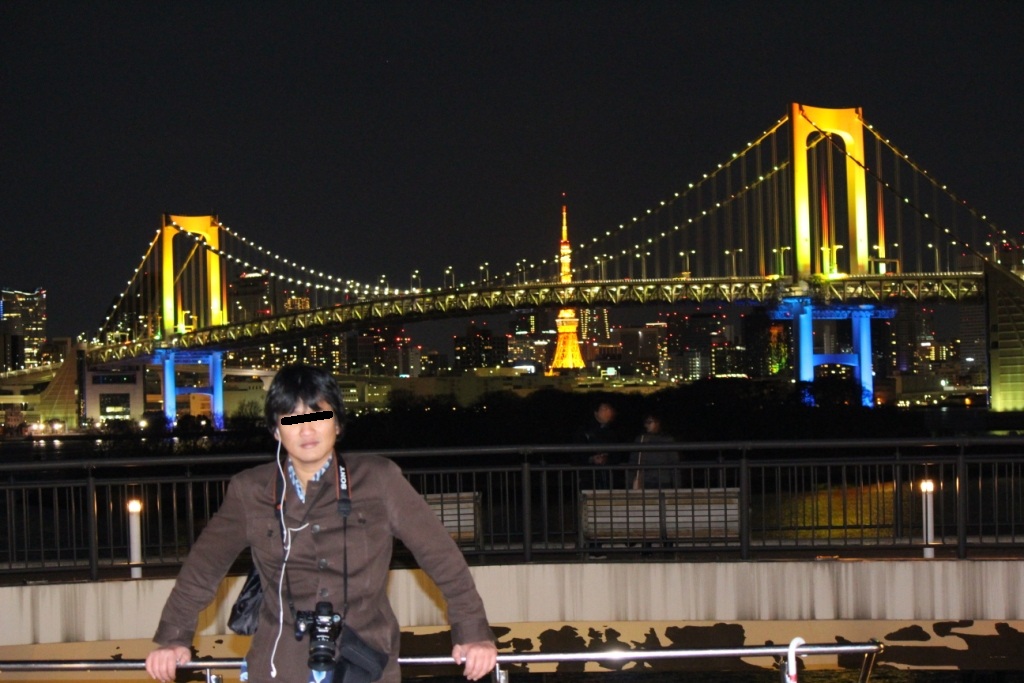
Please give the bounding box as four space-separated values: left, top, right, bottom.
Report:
800 110 995 264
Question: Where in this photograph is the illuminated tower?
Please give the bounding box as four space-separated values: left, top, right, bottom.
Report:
549 205 587 372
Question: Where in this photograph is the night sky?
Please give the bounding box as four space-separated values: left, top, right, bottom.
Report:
3 1 1022 340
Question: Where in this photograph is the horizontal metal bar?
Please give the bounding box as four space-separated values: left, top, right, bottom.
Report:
0 642 883 671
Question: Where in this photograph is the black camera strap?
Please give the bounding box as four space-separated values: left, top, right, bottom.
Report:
338 455 351 623
280 453 352 622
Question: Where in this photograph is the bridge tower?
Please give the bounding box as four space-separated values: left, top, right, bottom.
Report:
156 214 228 429
549 205 587 373
790 103 871 279
160 214 228 338
786 104 882 406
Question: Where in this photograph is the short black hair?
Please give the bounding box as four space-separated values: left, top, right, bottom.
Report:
265 364 346 430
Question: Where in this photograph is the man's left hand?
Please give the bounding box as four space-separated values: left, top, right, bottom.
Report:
452 640 498 681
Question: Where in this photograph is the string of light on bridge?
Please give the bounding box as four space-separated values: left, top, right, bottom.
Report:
570 164 791 276
866 121 1017 255
568 115 791 278
215 222 376 295
91 106 1015 346
93 229 164 340
803 110 1017 265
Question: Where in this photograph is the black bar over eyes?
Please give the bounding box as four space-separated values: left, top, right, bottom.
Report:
280 411 334 425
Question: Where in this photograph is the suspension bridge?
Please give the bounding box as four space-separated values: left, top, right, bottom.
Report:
79 103 1024 424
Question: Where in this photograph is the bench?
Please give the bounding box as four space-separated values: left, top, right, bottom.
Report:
579 488 740 545
423 491 482 548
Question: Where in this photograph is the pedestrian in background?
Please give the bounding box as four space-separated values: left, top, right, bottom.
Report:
628 413 680 490
574 400 623 489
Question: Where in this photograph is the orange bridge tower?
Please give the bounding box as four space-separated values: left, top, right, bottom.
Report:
549 205 587 372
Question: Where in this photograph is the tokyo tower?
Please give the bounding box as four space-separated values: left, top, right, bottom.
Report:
548 204 587 372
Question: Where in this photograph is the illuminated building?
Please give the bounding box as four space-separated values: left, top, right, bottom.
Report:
228 271 274 321
420 350 448 377
453 323 508 372
742 307 790 377
659 309 734 381
579 307 612 342
284 294 311 311
958 303 987 384
347 324 415 376
0 287 47 368
548 205 587 372
0 319 24 372
611 323 665 376
508 309 554 367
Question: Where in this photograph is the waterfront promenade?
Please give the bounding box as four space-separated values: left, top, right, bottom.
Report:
1 436 1023 677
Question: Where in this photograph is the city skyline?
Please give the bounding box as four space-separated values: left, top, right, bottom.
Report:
3 3 1023 340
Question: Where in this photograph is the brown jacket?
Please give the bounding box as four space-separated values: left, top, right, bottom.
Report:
153 453 494 683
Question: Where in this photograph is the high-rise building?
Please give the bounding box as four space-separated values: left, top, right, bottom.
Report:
0 319 25 372
659 309 734 381
420 349 448 377
0 288 46 368
508 309 555 367
453 324 508 372
742 307 790 378
303 332 349 375
958 302 987 384
228 272 275 322
579 308 612 343
346 324 416 377
611 323 665 376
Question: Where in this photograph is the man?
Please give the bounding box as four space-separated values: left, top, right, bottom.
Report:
146 364 497 683
575 400 621 490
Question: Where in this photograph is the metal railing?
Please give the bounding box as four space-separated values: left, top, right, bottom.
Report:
0 640 884 682
2 437 1023 580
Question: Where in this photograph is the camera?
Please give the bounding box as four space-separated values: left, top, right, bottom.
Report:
294 601 343 671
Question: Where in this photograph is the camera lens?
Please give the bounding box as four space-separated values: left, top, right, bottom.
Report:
308 642 336 672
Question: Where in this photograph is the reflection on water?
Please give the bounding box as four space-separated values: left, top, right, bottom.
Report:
0 430 273 461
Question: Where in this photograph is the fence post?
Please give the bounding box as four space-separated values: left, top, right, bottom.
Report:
740 456 750 560
956 450 968 559
186 467 196 545
87 468 99 581
521 461 532 562
893 449 904 541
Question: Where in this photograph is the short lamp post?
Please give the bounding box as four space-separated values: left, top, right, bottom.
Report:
679 249 695 277
920 480 935 558
128 499 143 578
773 246 791 276
927 243 941 272
724 248 743 277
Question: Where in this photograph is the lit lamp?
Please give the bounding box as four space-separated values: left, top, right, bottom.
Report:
920 480 935 558
128 499 143 578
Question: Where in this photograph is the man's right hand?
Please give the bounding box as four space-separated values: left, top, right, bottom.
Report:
145 645 191 682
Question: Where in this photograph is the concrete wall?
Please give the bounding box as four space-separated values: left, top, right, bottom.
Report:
2 560 1023 674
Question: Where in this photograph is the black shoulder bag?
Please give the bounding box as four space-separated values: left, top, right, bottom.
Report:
227 463 287 636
